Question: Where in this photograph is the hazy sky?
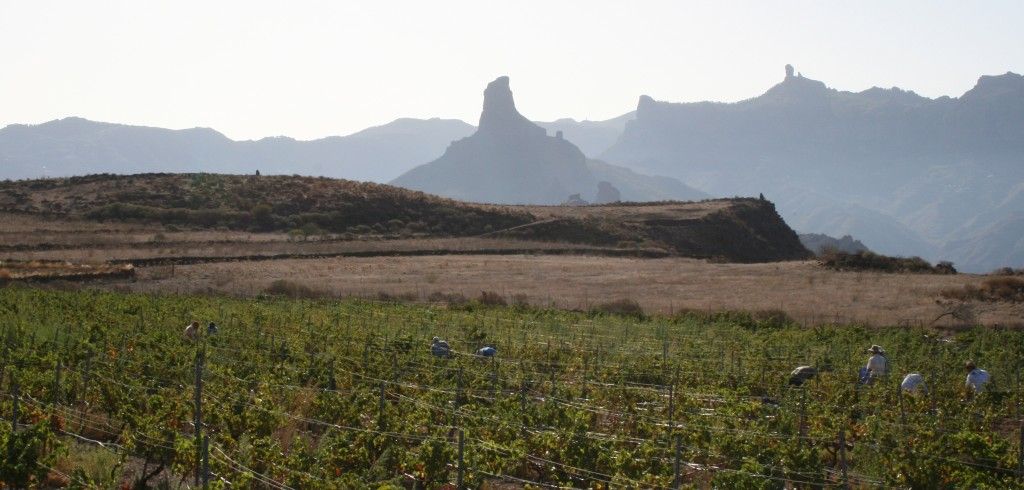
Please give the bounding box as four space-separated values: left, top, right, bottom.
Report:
2 1 1022 140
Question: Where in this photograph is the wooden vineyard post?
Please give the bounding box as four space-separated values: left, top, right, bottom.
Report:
378 382 387 429
392 352 399 383
1016 366 1021 420
838 426 850 489
549 365 556 396
202 434 210 489
672 434 682 490
489 358 497 401
328 358 336 391
8 375 19 464
897 378 907 426
1018 420 1024 478
53 359 63 406
668 383 675 434
662 340 669 384
583 354 590 399
520 378 527 413
193 348 205 487
457 366 464 406
457 429 465 489
797 388 807 449
80 355 92 432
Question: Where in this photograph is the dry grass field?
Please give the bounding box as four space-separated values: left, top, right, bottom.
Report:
120 255 1020 328
2 212 1020 328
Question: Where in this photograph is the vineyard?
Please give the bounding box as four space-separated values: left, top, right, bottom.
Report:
2 286 1024 488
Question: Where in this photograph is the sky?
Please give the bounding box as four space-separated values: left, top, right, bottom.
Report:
1 1 1022 141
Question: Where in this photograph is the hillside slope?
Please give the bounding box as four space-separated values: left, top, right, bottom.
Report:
0 174 805 262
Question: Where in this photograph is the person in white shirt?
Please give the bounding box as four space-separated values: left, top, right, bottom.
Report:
901 373 926 393
964 360 990 393
184 321 199 340
865 345 888 381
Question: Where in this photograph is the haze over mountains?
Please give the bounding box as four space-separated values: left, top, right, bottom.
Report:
601 66 1024 272
0 116 475 183
392 76 705 204
2 66 1022 271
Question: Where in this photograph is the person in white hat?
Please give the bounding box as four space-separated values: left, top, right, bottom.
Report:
431 336 451 358
789 365 817 387
901 373 926 393
964 360 990 393
865 345 888 382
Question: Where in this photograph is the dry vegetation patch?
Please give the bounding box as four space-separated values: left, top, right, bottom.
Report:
0 259 134 282
820 250 957 274
118 255 1024 327
941 276 1024 303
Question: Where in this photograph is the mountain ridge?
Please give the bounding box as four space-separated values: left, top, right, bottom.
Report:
601 66 1024 272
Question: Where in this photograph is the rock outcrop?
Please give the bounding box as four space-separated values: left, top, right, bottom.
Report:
594 181 621 204
392 77 707 204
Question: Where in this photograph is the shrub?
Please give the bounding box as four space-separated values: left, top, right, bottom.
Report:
940 277 1024 303
426 291 468 305
591 298 644 317
375 291 419 303
820 250 956 274
477 291 507 306
990 267 1024 276
263 279 320 299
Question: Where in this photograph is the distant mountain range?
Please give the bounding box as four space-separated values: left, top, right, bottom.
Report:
0 115 628 184
3 66 1022 271
0 116 474 183
600 66 1024 272
391 76 706 204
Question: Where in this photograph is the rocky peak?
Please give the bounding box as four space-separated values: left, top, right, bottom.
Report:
478 76 543 138
961 71 1024 101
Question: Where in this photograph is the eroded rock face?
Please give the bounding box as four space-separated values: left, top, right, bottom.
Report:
594 181 621 204
478 76 545 139
392 76 706 205
562 193 588 206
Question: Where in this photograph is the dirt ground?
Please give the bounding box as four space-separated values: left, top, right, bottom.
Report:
120 254 1021 328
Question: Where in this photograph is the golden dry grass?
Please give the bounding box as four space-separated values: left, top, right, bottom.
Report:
125 254 1022 328
4 213 1018 328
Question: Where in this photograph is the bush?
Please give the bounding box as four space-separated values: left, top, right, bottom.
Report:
263 279 320 299
426 291 468 306
941 277 1024 303
591 298 644 317
477 291 507 306
820 250 956 274
375 291 419 303
991 267 1024 276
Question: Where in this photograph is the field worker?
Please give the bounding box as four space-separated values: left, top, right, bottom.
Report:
865 345 888 380
901 373 926 393
431 336 451 358
788 366 817 386
477 346 497 357
207 322 219 335
184 321 199 340
965 360 991 393
858 366 871 385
